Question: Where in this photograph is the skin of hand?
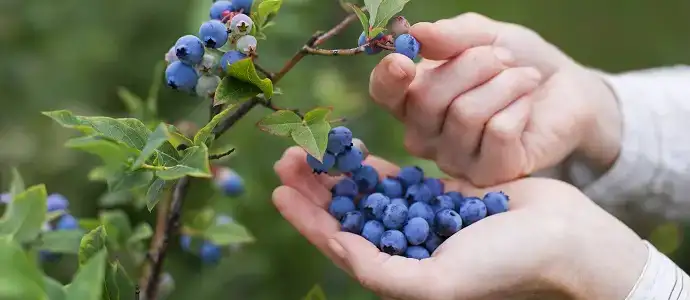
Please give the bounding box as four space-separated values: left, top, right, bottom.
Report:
369 12 623 187
272 147 647 300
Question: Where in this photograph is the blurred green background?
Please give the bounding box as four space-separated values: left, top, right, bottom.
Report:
2 0 690 299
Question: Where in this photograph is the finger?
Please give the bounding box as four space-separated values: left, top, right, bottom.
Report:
330 232 438 299
410 13 502 61
369 53 417 119
363 155 401 178
438 67 542 175
274 146 332 207
405 46 514 135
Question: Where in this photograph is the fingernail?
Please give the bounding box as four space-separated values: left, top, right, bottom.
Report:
493 47 514 64
387 62 407 81
328 238 347 260
523 67 542 81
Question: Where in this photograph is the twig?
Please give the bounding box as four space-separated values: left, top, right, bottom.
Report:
303 45 367 56
209 148 236 160
260 99 304 118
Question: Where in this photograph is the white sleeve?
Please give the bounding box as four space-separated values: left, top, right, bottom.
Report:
562 65 690 220
625 240 690 300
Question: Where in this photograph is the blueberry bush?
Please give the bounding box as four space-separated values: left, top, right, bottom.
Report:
0 0 424 299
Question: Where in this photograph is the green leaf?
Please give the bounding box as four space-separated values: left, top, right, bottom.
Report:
146 60 167 118
215 76 262 105
369 27 386 38
372 0 411 29
78 226 107 266
204 221 255 246
65 136 137 167
105 168 154 193
156 145 212 180
0 185 47 243
46 210 66 223
103 261 134 300
183 207 216 234
42 110 150 150
224 58 273 99
291 121 331 163
257 0 282 26
127 223 153 246
0 237 48 300
256 110 302 137
65 250 107 300
97 190 134 207
44 276 66 300
303 107 332 125
194 104 237 146
9 168 25 197
348 3 369 34
99 210 132 249
303 284 327 300
131 123 171 169
165 124 193 149
77 219 101 232
145 178 167 211
364 0 381 27
36 230 84 254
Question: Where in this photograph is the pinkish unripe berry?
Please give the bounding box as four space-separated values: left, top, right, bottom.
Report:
391 16 411 36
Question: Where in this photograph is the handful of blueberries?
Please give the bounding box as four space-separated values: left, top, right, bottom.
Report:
306 126 510 259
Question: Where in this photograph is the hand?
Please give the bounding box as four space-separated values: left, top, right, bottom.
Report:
369 13 622 186
272 147 647 300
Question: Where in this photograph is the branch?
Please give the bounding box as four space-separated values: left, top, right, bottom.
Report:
260 99 304 118
303 45 367 56
209 148 236 160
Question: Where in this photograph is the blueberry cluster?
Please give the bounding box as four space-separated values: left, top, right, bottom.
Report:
212 165 245 197
179 214 240 264
305 126 370 175
164 0 259 96
357 16 421 60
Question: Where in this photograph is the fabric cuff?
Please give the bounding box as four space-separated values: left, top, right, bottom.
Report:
625 240 690 300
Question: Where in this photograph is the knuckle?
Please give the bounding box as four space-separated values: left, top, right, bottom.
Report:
403 131 432 158
451 99 483 127
457 12 492 26
487 116 516 142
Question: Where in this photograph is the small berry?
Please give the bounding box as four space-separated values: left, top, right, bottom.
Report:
210 1 233 20
394 33 420 60
405 183 433 204
158 273 176 299
390 198 408 208
483 191 509 215
328 196 356 220
359 193 390 220
331 177 358 198
397 166 423 188
361 220 385 246
214 167 244 197
335 147 363 173
379 230 407 255
196 75 221 97
352 165 379 193
430 195 455 214
236 35 258 55
165 61 199 92
458 197 487 225
220 50 248 73
56 214 79 230
381 203 408 230
197 54 219 73
165 46 179 64
424 178 444 197
200 241 222 264
407 201 434 227
376 177 403 199
445 191 465 211
215 214 234 225
340 211 365 233
405 246 430 260
403 217 430 245
231 0 253 13
434 209 463 237
391 16 411 36
174 35 205 65
424 232 443 254
327 126 353 154
351 138 369 160
46 193 69 212
180 235 192 251
230 14 253 36
199 20 229 49
357 32 385 55
306 152 336 174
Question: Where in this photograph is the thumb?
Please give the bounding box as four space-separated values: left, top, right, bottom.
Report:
329 232 437 300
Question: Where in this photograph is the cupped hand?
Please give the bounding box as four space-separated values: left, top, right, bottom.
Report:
272 147 646 300
369 13 622 186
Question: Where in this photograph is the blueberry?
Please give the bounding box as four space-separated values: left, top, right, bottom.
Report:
357 32 385 55
199 20 229 49
359 193 390 220
424 178 444 197
335 147 363 173
195 74 221 97
214 168 244 197
394 33 420 60
46 193 69 212
210 0 233 20
236 35 258 55
403 217 430 245
390 198 408 208
215 214 234 225
445 191 465 211
424 232 443 254
434 209 463 237
165 61 199 92
220 50 248 73
397 166 423 188
458 197 487 225
340 211 365 233
391 16 411 36
328 196 356 220
307 152 336 174
381 203 408 230
230 14 253 36
483 191 510 215
407 201 435 226
331 178 358 198
430 195 455 214
376 177 403 198
174 35 205 66
56 214 79 230
327 126 353 154
0 193 10 204
231 0 253 14
180 235 192 251
200 241 222 264
405 183 433 204
352 165 379 193
405 246 430 260
361 220 385 246
379 230 407 256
